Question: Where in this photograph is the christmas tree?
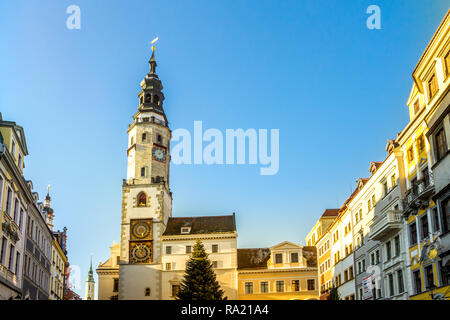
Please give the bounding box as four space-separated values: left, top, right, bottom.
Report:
176 239 226 300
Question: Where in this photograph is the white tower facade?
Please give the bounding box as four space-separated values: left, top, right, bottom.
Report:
118 48 172 300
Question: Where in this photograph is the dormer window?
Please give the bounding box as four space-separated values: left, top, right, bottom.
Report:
427 73 438 101
11 140 16 158
413 100 420 115
181 227 191 234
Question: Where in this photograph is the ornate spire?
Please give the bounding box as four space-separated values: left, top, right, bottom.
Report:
87 256 95 282
149 48 157 75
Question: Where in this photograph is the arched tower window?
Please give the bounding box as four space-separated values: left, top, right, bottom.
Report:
145 94 151 103
140 96 143 105
140 167 146 177
138 192 147 207
142 133 147 142
154 95 160 105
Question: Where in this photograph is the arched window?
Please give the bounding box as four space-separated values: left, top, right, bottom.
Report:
154 95 159 105
140 96 143 105
138 192 147 207
145 94 151 103
142 133 147 142
140 167 146 178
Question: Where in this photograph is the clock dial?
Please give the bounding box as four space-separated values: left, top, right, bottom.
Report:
152 146 166 162
130 242 152 263
130 219 152 240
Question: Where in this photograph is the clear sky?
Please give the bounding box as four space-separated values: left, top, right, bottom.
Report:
0 0 448 297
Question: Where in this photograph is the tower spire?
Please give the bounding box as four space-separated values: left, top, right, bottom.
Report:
44 184 55 230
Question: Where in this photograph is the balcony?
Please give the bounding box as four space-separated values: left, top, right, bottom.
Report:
403 172 435 217
370 210 404 241
0 264 19 287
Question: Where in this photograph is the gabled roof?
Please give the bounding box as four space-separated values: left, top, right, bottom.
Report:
162 214 236 236
321 209 339 218
270 241 302 250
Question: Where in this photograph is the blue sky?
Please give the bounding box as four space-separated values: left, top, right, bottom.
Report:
0 1 448 296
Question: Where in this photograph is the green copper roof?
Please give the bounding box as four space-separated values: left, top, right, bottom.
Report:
87 256 95 282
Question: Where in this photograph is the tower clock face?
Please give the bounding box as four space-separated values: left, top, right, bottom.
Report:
152 146 166 162
130 219 152 240
130 242 152 263
132 221 151 239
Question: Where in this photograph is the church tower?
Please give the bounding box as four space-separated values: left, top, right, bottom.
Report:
118 46 172 300
84 257 95 300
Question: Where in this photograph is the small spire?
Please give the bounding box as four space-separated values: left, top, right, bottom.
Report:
87 255 95 282
149 37 158 74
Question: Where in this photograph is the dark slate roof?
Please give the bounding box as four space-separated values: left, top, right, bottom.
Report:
302 246 318 267
162 214 236 236
237 246 318 269
237 248 271 269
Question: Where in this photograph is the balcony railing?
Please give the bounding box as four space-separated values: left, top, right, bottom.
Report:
0 264 19 287
404 171 434 216
370 210 403 241
131 116 167 127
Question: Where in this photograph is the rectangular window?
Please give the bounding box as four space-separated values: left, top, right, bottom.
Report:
260 281 269 293
8 245 15 270
394 235 400 256
245 282 254 294
11 140 16 158
186 246 192 254
166 263 171 271
386 241 392 261
425 265 434 290
307 279 315 291
432 208 440 232
140 167 145 177
407 147 414 163
421 214 429 240
417 135 425 154
397 270 404 293
444 50 450 77
286 280 297 292
409 222 418 246
276 281 284 292
6 187 12 215
212 244 218 253
388 273 394 296
428 73 438 100
113 278 119 292
383 181 388 196
371 253 375 265
171 285 180 297
15 252 20 275
442 198 450 233
422 168 430 188
376 250 380 264
413 270 422 294
391 175 396 187
291 252 299 263
349 266 354 280
435 128 447 161
0 237 7 266
166 246 172 254
414 100 420 115
275 253 283 264
372 194 376 207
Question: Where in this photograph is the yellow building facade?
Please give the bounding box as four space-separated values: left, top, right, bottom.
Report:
400 10 450 300
237 242 319 300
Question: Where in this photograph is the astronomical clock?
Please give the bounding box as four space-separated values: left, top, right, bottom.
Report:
129 219 153 264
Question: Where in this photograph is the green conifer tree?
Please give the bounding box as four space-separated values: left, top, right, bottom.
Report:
176 239 226 300
327 284 340 300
